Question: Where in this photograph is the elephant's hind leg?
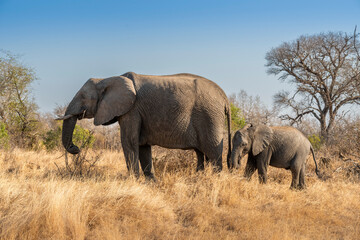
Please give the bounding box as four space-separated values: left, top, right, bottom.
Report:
139 145 156 181
290 150 308 190
298 163 306 189
290 158 301 189
205 140 223 172
195 149 205 171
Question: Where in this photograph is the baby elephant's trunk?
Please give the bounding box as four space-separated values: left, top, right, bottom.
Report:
229 148 241 170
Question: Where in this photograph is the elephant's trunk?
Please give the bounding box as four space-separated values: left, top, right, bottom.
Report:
62 115 80 154
230 148 241 170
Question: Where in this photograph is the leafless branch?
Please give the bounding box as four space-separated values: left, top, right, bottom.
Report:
354 26 360 61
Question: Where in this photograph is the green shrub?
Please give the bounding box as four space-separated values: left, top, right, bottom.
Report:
72 125 95 149
42 126 61 151
230 103 246 130
0 121 9 149
43 125 95 152
308 134 323 151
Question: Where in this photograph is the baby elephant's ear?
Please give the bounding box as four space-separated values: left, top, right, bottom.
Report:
94 76 136 126
252 125 273 156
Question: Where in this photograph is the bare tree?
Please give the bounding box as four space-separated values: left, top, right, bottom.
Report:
229 90 279 125
266 31 360 141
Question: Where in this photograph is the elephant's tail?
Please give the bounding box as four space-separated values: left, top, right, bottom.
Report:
225 105 232 169
310 146 321 178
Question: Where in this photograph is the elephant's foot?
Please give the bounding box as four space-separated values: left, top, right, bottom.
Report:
244 169 255 180
258 175 267 184
290 184 306 191
144 173 157 182
196 164 205 172
243 174 252 181
212 165 222 173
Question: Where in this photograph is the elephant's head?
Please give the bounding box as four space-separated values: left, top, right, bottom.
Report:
229 123 273 169
57 76 136 154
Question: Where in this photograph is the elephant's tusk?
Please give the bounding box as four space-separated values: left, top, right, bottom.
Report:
82 109 86 119
55 114 74 121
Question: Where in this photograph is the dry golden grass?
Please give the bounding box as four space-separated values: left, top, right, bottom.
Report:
0 148 359 240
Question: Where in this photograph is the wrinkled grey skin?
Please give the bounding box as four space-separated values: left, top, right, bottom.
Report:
229 124 320 189
59 72 231 180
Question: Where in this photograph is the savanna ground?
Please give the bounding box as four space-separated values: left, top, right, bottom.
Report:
0 147 359 240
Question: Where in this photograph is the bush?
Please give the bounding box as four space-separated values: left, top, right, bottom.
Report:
328 117 360 155
42 126 61 151
308 134 323 151
43 125 95 152
230 103 246 130
0 121 9 149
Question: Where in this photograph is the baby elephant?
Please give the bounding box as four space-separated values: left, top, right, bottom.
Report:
229 124 320 189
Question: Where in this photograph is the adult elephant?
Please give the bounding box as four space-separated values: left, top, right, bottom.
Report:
57 72 231 180
229 124 320 189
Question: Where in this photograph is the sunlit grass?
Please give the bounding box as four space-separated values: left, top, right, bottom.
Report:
0 148 359 239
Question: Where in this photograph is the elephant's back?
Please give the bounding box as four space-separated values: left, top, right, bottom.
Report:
270 126 311 163
271 126 309 142
124 72 228 106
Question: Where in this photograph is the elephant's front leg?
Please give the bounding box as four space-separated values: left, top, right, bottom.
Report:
255 148 272 184
257 162 268 184
121 141 140 177
244 156 257 180
139 145 156 181
120 114 141 178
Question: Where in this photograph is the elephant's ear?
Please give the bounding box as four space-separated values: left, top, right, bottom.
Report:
252 125 273 156
94 76 136 126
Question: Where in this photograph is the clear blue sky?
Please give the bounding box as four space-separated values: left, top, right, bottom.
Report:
0 0 359 113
